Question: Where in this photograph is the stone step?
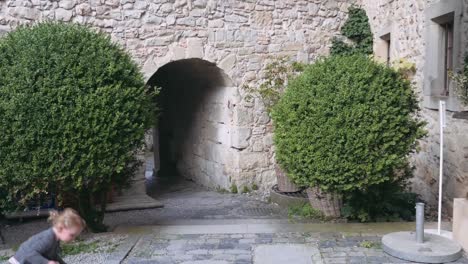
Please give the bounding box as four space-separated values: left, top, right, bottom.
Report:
5 194 163 220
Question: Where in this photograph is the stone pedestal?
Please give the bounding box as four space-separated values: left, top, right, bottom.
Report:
453 198 468 252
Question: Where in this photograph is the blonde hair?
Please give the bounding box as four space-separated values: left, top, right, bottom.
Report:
48 208 86 230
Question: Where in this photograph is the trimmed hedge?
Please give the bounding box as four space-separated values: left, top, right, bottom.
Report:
271 55 425 193
0 23 154 231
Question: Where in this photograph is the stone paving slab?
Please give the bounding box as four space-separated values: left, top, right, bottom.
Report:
254 244 323 264
121 228 468 264
104 234 141 264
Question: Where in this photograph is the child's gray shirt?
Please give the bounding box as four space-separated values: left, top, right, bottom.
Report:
13 228 65 264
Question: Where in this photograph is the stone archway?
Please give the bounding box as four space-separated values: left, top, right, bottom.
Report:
146 58 236 190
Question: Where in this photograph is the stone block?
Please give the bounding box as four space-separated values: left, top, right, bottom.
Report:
263 133 273 147
219 54 236 73
134 1 148 10
166 14 176 25
196 17 207 27
9 7 40 20
256 111 270 125
55 9 73 21
158 3 172 13
226 87 242 106
171 45 186 60
453 198 468 252
239 152 268 170
215 30 226 42
207 103 228 123
208 19 224 28
252 139 264 152
260 169 276 185
0 26 9 37
58 0 76 10
233 107 254 126
217 124 230 146
75 3 92 16
177 17 196 26
190 8 205 17
186 38 204 58
204 141 226 164
230 127 251 149
225 14 248 23
95 6 111 16
109 10 122 20
253 11 273 26
105 0 120 7
224 150 240 170
252 126 266 135
145 35 174 46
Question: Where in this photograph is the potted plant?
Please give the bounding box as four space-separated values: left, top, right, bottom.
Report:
271 55 425 217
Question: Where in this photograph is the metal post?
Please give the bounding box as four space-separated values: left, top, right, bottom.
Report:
416 202 425 243
438 100 446 235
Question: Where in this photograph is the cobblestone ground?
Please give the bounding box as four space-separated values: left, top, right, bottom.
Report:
123 232 468 264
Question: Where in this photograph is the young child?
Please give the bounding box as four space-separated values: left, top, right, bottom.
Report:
9 208 86 264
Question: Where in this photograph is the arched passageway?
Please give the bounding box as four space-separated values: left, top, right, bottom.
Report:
146 58 234 190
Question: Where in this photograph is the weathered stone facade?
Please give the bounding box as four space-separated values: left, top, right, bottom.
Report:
364 0 468 213
0 0 354 193
0 0 467 210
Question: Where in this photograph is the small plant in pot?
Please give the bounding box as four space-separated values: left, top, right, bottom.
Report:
244 57 305 192
271 55 425 217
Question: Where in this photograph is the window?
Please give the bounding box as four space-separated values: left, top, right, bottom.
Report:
423 0 464 111
382 34 391 66
376 27 391 66
386 39 391 66
442 22 453 96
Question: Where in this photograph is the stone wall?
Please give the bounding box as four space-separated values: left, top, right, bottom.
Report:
362 0 468 213
0 0 354 193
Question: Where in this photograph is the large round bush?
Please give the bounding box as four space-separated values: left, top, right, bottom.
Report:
272 55 425 193
0 23 154 230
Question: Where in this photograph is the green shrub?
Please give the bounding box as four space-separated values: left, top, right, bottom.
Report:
359 241 380 249
330 6 373 56
0 22 155 231
341 165 418 222
230 184 238 194
288 203 324 220
62 240 100 256
342 182 418 222
272 55 425 193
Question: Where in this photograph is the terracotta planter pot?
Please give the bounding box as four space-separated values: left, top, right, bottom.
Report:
275 164 301 193
306 187 342 218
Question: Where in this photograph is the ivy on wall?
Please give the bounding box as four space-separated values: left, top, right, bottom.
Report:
330 6 373 56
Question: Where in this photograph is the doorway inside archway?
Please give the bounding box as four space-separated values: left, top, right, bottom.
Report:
146 58 234 194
